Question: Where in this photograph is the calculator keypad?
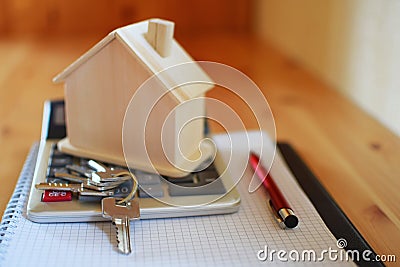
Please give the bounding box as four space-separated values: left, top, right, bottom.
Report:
42 144 226 202
139 184 164 198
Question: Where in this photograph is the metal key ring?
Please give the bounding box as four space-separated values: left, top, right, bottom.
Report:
114 171 138 205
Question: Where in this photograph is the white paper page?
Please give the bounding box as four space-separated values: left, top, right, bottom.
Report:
0 132 355 266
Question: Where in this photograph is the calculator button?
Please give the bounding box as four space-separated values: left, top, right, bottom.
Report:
135 171 162 185
42 190 72 202
79 158 89 166
51 147 69 158
50 157 73 167
168 178 226 196
197 171 218 183
193 160 216 172
112 180 133 198
166 173 195 183
45 177 69 184
78 195 102 202
139 184 164 198
203 163 217 171
47 167 68 178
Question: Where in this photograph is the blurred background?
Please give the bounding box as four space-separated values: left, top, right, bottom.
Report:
1 0 399 136
2 1 400 257
0 0 251 37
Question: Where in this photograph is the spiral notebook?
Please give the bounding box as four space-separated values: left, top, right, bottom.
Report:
0 132 379 266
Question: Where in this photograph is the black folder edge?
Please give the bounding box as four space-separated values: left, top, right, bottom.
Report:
277 142 385 267
47 100 67 139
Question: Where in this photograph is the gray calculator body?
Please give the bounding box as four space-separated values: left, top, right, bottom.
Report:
27 101 240 223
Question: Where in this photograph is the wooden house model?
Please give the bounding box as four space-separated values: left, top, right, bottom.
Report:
53 19 215 177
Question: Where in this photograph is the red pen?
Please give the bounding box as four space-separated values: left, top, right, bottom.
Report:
249 152 299 229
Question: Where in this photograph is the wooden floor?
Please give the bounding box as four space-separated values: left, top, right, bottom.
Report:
0 34 399 264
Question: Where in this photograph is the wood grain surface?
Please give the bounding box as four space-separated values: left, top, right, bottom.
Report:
0 34 399 264
0 0 251 36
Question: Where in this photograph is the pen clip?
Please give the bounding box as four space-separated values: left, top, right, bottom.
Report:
268 199 286 229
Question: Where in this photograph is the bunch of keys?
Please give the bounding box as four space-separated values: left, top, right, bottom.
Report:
35 160 140 254
36 160 133 198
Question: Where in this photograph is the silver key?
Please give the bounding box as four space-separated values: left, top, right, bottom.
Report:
88 160 130 182
66 164 94 178
102 197 140 254
54 172 129 190
52 173 117 191
66 164 131 185
35 182 115 197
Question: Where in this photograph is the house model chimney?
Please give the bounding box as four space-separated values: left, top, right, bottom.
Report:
145 19 175 57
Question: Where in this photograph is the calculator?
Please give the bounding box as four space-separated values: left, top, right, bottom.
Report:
27 100 241 223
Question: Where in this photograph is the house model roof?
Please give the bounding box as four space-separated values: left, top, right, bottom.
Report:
52 19 216 176
53 19 214 102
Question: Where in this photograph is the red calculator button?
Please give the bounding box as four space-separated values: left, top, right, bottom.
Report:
42 190 72 202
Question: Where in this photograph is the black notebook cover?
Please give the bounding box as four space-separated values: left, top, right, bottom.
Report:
278 143 384 267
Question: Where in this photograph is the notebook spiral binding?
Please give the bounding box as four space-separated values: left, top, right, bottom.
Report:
0 143 38 261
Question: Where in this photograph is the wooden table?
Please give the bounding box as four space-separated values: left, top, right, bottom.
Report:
1 34 399 264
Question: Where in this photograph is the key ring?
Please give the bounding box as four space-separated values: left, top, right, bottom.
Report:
113 171 138 205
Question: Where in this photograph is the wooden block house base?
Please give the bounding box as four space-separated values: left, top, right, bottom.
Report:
57 137 216 178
